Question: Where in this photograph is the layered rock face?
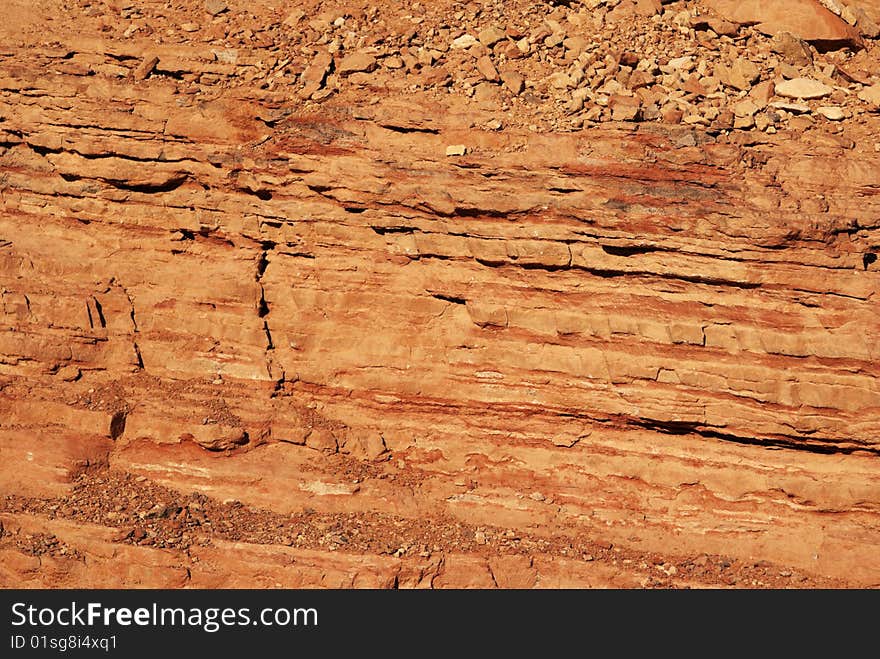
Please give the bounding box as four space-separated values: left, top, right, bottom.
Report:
1 0 879 588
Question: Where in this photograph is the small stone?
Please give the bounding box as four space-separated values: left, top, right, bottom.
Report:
338 52 377 75
778 63 801 80
816 106 845 121
858 84 880 108
755 112 773 131
132 54 159 81
300 51 333 98
628 70 654 90
445 144 468 157
549 71 572 89
661 106 684 124
383 56 404 70
500 70 525 95
56 364 81 382
146 503 167 518
769 101 811 114
566 95 585 114
304 427 337 453
563 36 588 56
788 115 814 131
733 99 759 117
683 113 709 126
774 77 833 99
681 75 706 96
544 32 564 48
478 26 507 48
451 34 478 49
181 23 199 33
610 95 641 121
717 58 760 91
663 56 694 73
204 0 227 16
770 31 813 66
619 52 640 68
713 109 734 130
733 114 755 130
476 55 499 82
750 80 775 107
708 17 739 36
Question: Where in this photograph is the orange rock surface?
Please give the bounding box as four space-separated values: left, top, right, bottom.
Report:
1 0 879 589
705 0 864 46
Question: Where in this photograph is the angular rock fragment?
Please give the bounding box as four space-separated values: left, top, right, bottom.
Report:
771 31 815 66
205 0 228 16
132 55 158 81
816 105 845 120
775 77 833 99
501 70 525 94
704 0 863 47
858 83 880 108
300 50 333 98
338 53 377 75
478 26 508 48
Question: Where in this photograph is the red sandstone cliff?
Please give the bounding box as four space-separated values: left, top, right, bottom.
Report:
1 0 879 588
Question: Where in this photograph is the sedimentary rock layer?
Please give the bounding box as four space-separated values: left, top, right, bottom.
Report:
1 1 878 588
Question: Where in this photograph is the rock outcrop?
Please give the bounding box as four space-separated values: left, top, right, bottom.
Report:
1 0 879 589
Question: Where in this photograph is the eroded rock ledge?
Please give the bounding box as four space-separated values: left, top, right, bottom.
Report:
1 1 878 588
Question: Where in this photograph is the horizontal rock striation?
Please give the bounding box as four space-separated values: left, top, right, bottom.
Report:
1 1 879 588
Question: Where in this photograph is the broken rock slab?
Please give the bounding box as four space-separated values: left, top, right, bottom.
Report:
774 77 834 98
338 52 377 75
704 0 863 47
858 83 880 108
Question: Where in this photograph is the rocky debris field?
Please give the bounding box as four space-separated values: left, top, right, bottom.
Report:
1 465 842 588
29 0 880 137
1 0 879 589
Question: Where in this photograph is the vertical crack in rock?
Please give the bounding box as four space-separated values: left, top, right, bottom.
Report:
256 240 279 383
486 561 500 589
120 284 143 370
90 296 106 328
109 410 127 440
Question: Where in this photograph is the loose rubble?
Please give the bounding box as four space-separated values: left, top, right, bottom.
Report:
14 0 875 137
0 467 842 589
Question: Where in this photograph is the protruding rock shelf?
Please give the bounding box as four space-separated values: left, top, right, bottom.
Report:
1 0 879 589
